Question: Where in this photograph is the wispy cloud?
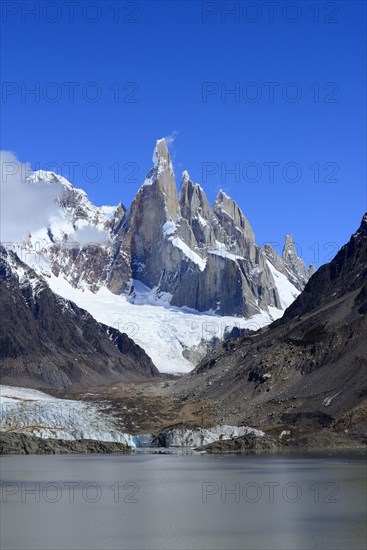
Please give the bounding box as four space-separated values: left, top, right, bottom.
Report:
164 130 179 148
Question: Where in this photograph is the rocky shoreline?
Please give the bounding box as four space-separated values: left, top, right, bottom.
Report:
0 432 130 455
201 428 366 454
2 424 365 456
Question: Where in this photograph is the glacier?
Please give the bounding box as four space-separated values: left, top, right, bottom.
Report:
0 385 135 445
0 386 264 450
38 265 279 373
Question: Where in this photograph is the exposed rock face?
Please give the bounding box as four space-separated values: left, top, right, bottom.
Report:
212 190 255 244
172 213 367 441
110 202 127 234
48 243 112 293
9 139 312 319
0 246 160 388
121 139 181 289
24 171 117 293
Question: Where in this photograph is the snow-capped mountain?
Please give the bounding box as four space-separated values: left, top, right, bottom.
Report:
5 139 312 310
1 139 314 373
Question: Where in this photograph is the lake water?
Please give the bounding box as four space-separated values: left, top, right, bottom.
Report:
0 453 366 549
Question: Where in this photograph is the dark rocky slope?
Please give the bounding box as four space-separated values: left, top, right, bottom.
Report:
173 214 367 443
0 246 160 388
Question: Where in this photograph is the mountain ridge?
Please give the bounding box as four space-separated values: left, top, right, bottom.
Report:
3 139 314 319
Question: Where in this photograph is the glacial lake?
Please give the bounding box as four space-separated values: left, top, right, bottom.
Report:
0 453 366 550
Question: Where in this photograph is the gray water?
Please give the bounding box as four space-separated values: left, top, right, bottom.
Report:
0 453 366 550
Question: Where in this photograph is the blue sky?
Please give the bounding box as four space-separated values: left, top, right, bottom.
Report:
1 0 366 266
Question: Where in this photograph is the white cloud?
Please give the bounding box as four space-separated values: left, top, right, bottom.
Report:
0 150 63 243
70 225 109 246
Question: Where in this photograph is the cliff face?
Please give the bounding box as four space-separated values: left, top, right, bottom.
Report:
0 246 160 389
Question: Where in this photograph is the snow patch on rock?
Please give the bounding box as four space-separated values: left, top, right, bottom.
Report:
169 236 207 271
266 259 300 309
163 220 177 237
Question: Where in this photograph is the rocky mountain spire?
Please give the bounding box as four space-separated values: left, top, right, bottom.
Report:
213 190 255 244
121 139 181 288
148 138 180 220
178 172 214 247
308 263 317 278
179 172 211 222
282 234 309 287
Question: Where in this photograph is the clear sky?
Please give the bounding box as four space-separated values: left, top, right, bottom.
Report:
1 0 366 267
